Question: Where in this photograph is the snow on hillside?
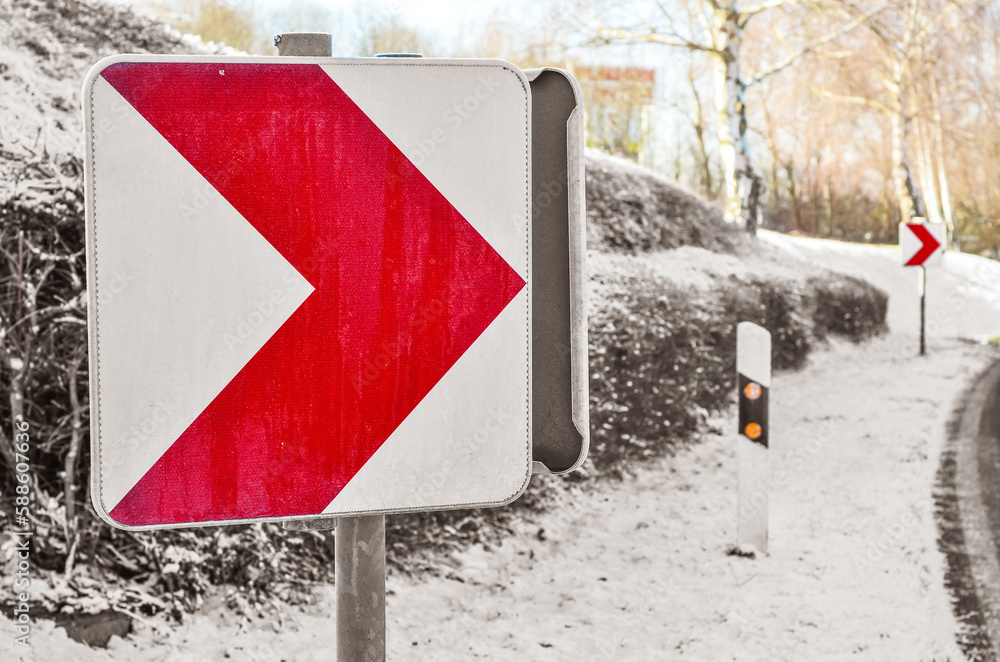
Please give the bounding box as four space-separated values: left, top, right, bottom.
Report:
0 0 222 199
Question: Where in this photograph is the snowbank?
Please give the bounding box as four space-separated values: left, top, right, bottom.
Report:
760 231 1000 342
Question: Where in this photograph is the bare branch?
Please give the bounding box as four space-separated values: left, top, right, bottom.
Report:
64 353 85 551
586 25 717 52
20 235 84 263
813 88 895 114
5 294 86 334
748 4 886 87
741 0 797 17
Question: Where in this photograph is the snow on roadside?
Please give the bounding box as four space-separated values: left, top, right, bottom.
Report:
7 334 985 661
380 335 985 661
6 234 999 661
760 231 1000 341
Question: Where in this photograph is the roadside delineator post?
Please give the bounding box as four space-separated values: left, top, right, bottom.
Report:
276 32 386 662
737 321 771 556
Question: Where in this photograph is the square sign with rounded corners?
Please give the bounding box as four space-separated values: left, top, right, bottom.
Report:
899 220 945 267
83 55 531 530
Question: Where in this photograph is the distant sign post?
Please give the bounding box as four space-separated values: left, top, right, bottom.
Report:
737 322 771 556
900 220 945 356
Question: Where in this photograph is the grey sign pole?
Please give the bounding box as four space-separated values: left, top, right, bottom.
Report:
275 32 387 662
334 516 386 661
920 265 927 356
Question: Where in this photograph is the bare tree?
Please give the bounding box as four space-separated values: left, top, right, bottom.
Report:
679 57 717 196
570 0 877 234
358 13 433 56
174 0 259 52
816 0 967 232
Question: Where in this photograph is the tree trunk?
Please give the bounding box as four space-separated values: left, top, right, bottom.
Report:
713 6 765 235
930 78 956 248
762 99 781 208
64 356 84 537
0 372 19 475
712 49 739 222
902 154 927 219
823 178 833 237
687 67 714 195
900 94 928 219
915 116 941 224
890 105 911 222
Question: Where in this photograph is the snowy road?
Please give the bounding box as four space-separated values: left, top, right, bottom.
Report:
7 333 986 661
941 356 1000 660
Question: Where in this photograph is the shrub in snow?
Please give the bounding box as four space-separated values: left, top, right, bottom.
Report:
586 265 887 473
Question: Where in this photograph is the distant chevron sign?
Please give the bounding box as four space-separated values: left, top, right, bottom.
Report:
83 56 532 530
900 221 945 267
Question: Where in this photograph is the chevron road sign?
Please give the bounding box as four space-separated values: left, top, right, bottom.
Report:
84 56 533 529
900 221 945 267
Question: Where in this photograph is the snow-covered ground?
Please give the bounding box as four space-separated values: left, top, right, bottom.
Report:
6 234 1000 661
760 231 1000 340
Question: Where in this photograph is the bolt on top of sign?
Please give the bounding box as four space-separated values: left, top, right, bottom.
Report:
83 55 532 530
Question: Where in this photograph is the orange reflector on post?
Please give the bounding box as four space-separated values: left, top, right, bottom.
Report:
743 382 762 400
744 422 762 440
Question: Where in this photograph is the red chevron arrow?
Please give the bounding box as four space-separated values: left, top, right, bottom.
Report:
905 223 941 266
100 63 525 526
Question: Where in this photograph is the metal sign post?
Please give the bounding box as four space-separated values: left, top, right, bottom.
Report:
920 265 926 356
736 322 771 556
900 219 944 357
334 515 386 661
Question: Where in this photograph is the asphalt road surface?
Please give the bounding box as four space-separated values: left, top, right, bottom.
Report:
939 358 1000 661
